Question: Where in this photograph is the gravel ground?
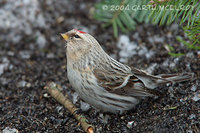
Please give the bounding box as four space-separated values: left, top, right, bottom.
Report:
0 0 199 133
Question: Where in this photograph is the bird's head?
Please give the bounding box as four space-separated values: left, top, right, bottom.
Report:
61 29 101 60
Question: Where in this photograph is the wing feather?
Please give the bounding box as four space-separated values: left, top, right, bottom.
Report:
93 64 154 97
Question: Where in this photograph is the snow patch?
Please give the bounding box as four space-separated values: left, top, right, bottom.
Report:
36 31 47 49
146 63 157 74
0 0 47 43
0 57 9 76
117 35 154 63
3 127 18 133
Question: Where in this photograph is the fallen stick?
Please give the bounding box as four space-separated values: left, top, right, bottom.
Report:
44 82 94 133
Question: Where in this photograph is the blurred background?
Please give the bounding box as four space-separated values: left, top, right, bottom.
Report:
0 0 199 132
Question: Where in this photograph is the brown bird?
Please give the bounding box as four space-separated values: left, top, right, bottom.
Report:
61 29 192 114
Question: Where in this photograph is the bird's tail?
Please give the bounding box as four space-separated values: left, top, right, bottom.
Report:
132 67 193 89
157 73 194 84
135 72 193 89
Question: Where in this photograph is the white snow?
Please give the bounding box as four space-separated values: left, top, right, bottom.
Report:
19 51 31 59
2 127 18 133
0 57 9 76
117 35 155 63
36 31 47 49
197 51 200 56
146 63 157 74
0 0 47 43
192 92 200 102
147 35 165 44
117 35 137 63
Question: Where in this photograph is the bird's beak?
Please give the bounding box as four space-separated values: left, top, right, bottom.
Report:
60 33 69 41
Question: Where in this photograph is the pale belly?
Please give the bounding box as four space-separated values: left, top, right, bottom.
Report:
67 65 139 114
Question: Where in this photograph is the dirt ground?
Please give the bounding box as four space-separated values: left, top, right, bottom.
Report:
0 0 199 133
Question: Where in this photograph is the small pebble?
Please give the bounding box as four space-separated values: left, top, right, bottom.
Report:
197 51 200 58
7 51 14 56
26 83 31 88
56 106 64 116
72 92 79 104
17 80 27 87
99 113 110 124
120 116 125 120
47 53 55 59
127 121 135 128
43 93 50 98
19 51 31 59
0 63 9 76
80 101 90 111
190 85 197 92
56 16 64 24
187 130 193 133
189 114 196 119
192 91 200 102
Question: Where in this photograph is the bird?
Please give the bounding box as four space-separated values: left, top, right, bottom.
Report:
61 29 193 114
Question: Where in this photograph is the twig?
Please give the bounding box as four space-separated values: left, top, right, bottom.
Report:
44 82 94 133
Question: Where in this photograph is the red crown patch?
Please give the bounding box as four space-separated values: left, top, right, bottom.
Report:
75 29 86 34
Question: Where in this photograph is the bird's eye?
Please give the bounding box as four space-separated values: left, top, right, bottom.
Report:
74 35 80 38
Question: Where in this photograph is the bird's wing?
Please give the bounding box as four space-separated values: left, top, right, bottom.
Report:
93 67 128 89
93 64 154 97
131 67 192 89
130 67 169 89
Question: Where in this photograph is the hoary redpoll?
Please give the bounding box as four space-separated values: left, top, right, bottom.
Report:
61 29 192 114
